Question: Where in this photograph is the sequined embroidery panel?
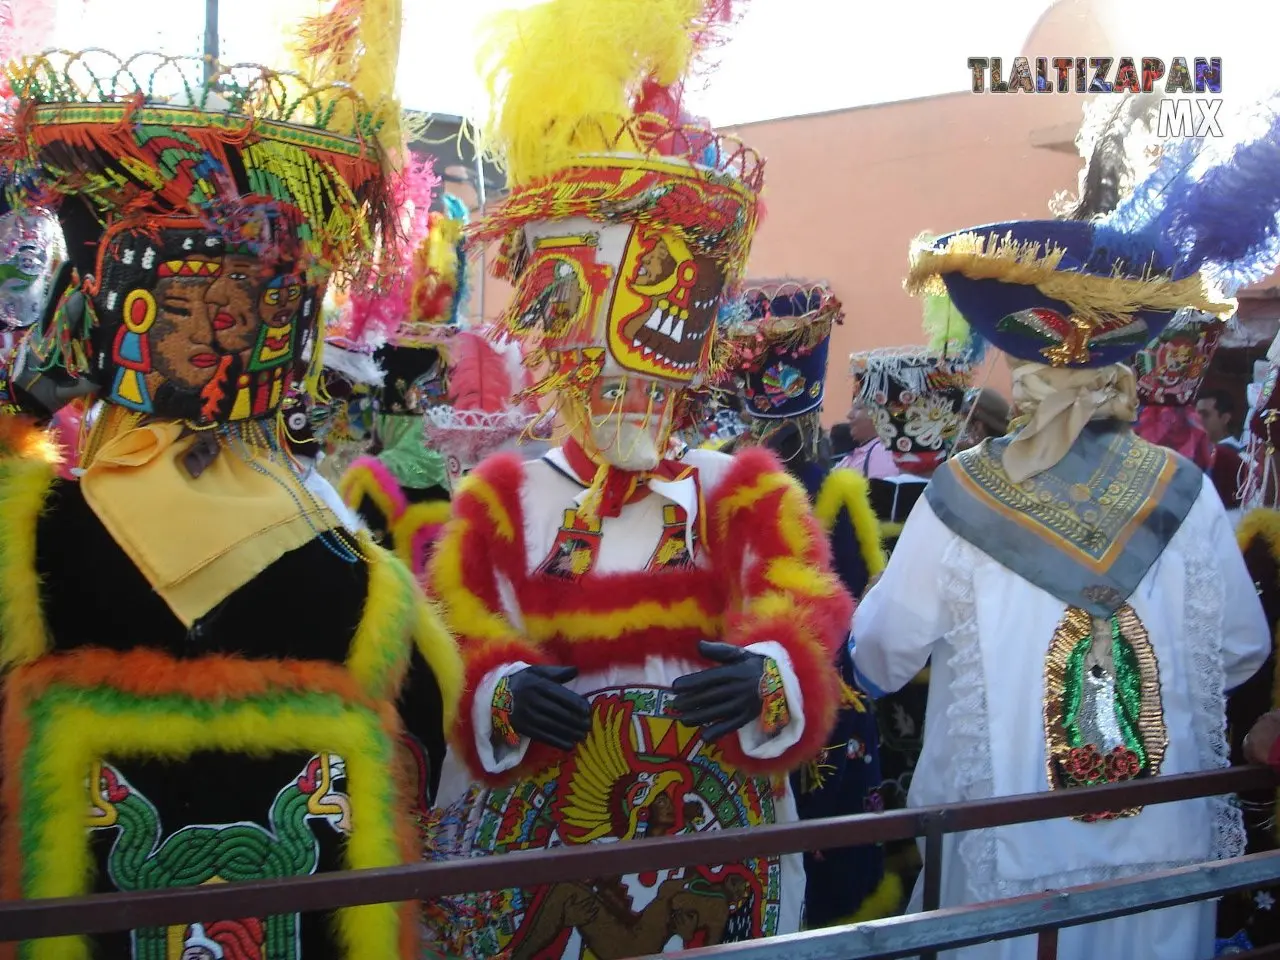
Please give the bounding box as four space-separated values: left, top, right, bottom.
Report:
953 431 1174 568
1042 604 1167 822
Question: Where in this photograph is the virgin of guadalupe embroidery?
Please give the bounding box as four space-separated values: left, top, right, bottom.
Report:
1042 604 1168 822
538 508 603 579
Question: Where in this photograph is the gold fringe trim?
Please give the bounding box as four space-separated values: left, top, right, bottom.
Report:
904 230 1236 324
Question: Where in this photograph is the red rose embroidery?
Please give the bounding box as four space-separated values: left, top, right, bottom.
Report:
1104 746 1142 782
1064 744 1105 784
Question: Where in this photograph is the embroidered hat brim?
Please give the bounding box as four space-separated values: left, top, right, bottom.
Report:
904 220 1233 369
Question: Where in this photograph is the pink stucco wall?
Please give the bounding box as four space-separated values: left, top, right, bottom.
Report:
721 88 1089 425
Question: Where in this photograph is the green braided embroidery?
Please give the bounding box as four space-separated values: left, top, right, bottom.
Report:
98 760 325 959
1111 618 1147 768
1060 633 1088 749
17 685 377 896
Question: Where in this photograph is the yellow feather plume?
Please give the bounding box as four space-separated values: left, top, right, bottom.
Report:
288 0 405 162
410 213 464 325
475 0 706 185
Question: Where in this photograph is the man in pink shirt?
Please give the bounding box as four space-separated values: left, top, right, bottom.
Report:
838 397 900 478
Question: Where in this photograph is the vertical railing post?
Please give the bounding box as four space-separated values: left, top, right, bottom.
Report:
1036 927 1060 960
203 0 220 86
919 810 948 960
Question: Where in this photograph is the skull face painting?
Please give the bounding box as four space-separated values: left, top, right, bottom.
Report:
610 225 724 379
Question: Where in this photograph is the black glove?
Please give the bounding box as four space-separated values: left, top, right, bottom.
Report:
497 665 592 752
671 641 768 742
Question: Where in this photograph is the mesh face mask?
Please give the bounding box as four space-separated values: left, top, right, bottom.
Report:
580 375 676 471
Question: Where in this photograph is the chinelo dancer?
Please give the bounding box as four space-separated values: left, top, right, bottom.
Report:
853 92 1280 960
0 2 462 957
721 278 898 927
422 0 855 955
340 164 463 580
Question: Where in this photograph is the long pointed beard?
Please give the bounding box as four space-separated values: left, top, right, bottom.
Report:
588 413 672 471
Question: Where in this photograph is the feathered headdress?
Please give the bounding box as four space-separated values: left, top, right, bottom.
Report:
921 292 985 366
473 0 745 185
410 194 469 333
290 0 405 164
0 0 57 189
470 0 762 416
719 278 842 421
422 329 536 486
849 344 974 472
1091 91 1280 297
903 94 1280 369
343 153 442 347
1050 94 1164 222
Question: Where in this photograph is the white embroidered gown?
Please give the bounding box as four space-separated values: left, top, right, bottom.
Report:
852 474 1269 960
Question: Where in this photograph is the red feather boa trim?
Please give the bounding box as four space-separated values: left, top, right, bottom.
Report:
449 636 549 787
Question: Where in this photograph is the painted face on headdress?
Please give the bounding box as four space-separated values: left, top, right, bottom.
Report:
509 218 724 387
609 226 724 376
0 210 67 335
90 221 314 423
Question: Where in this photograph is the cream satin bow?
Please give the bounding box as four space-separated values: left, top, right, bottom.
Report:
1002 361 1138 483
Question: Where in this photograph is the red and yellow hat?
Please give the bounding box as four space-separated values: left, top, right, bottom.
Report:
469 0 763 409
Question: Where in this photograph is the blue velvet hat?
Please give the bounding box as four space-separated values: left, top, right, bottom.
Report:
904 220 1233 369
903 94 1280 369
722 279 843 420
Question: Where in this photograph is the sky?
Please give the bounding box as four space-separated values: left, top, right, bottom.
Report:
40 0 1055 125
35 0 1280 124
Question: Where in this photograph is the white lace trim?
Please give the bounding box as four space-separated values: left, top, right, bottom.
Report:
944 516 1244 902
1189 510 1248 866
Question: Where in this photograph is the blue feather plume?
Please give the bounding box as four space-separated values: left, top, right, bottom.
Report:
443 193 471 323
1091 94 1280 296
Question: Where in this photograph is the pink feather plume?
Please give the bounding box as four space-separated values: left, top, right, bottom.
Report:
0 0 57 117
447 330 519 413
0 0 57 66
343 151 440 345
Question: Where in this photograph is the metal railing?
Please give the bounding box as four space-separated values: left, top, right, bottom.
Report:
669 850 1280 959
1 764 1275 956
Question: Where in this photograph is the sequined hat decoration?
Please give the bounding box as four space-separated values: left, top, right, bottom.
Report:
722 278 843 421
1133 308 1221 407
849 346 974 472
905 93 1280 369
